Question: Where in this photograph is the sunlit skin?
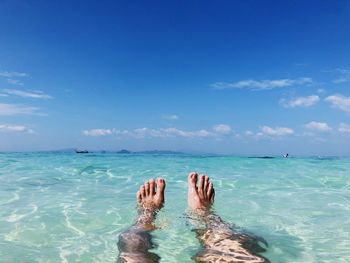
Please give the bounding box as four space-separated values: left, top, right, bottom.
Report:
117 173 267 263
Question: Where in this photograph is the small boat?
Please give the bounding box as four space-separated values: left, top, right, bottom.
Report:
75 150 89 154
248 156 275 159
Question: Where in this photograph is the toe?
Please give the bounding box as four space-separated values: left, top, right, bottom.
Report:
156 177 166 192
144 181 150 196
198 175 205 198
155 178 166 202
136 191 142 203
210 188 215 203
204 176 209 198
208 183 215 203
188 172 198 188
207 182 214 200
140 185 146 198
149 178 155 196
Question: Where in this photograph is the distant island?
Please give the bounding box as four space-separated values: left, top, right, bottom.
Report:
47 149 185 155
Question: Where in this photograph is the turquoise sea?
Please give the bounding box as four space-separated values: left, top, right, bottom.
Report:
0 152 349 262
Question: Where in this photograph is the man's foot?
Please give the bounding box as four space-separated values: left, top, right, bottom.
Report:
188 172 215 211
136 178 166 212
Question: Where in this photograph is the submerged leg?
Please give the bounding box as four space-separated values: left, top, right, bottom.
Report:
187 172 268 263
117 178 166 263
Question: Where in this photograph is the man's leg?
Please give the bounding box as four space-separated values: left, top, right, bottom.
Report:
187 172 268 263
117 178 166 263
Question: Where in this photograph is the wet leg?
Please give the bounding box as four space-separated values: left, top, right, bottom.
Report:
187 172 267 263
117 178 166 263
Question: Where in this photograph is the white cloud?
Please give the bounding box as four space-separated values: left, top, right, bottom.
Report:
0 124 33 133
280 95 320 108
260 126 294 136
245 130 254 136
0 71 28 78
162 114 178 120
212 124 232 135
305 121 332 132
325 94 350 114
193 129 212 137
133 128 163 138
211 77 312 90
6 79 24 85
338 123 350 133
0 103 40 116
82 129 114 136
0 71 28 86
332 68 350 84
2 89 52 99
160 128 213 138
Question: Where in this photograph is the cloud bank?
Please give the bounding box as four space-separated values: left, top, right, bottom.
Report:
0 124 33 133
305 121 332 132
280 95 320 108
211 77 312 90
0 71 28 78
338 123 350 133
0 103 40 116
0 71 29 86
212 124 232 135
2 89 52 99
325 94 350 114
260 126 294 136
83 125 235 139
83 127 214 138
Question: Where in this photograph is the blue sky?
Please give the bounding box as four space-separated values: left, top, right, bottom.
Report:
0 0 350 155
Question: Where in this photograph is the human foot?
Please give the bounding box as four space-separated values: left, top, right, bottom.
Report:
188 172 215 211
136 178 166 212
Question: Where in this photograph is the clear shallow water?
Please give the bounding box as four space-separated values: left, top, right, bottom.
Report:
0 153 349 263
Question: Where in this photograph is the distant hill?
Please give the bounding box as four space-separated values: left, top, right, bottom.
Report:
116 149 132 154
137 150 184 154
48 148 185 155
